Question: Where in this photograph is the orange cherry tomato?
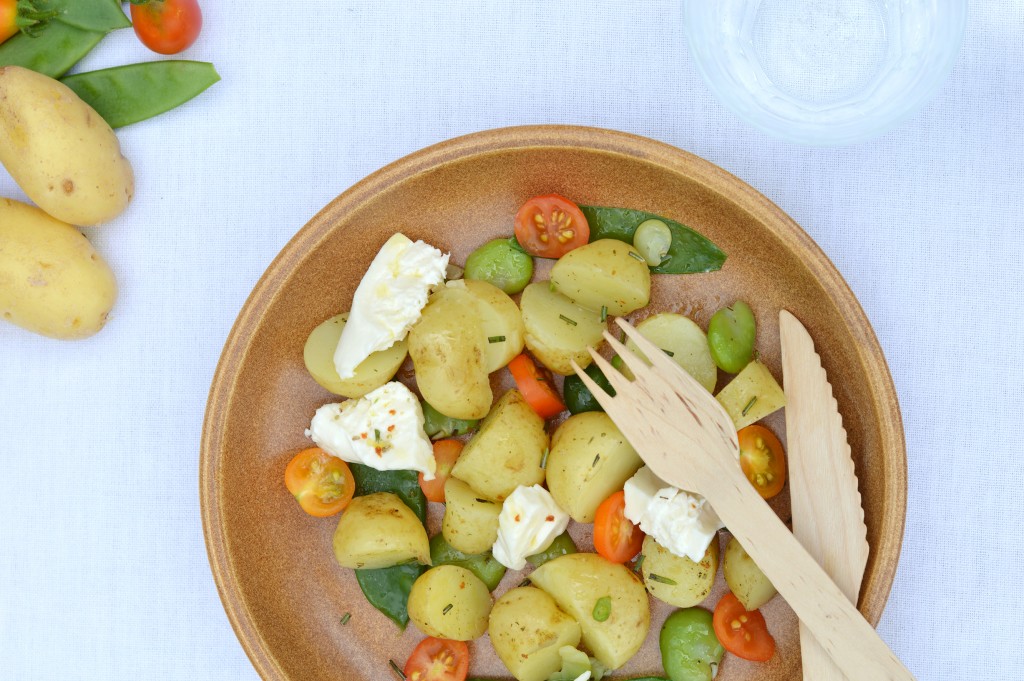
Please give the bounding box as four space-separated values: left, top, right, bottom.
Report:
513 194 590 258
712 592 776 662
131 0 203 55
737 425 786 499
404 637 469 681
593 490 644 563
508 353 566 419
283 447 355 517
419 439 464 503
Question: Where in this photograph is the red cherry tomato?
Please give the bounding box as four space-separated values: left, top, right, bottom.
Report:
131 0 203 55
508 353 566 419
712 592 776 662
738 425 787 499
418 439 463 503
513 194 590 258
593 491 644 563
403 637 469 681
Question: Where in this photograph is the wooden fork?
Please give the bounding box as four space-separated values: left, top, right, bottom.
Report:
570 318 915 681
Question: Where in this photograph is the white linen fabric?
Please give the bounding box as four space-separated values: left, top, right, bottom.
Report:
1 1 1021 679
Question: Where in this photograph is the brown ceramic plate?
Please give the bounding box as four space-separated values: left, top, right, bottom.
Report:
201 126 906 681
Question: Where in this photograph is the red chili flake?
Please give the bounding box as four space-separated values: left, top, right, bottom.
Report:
545 515 555 522
389 409 396 415
360 432 368 439
514 514 521 522
387 424 395 432
375 447 383 456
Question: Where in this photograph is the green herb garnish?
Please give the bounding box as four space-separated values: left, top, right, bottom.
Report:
442 603 453 615
600 305 608 322
627 250 646 262
663 348 675 357
488 335 506 343
648 573 678 585
559 314 578 326
339 612 351 625
742 396 758 417
389 659 406 679
540 447 550 469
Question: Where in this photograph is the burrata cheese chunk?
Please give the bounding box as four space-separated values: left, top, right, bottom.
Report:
623 466 723 562
333 233 448 379
306 381 436 479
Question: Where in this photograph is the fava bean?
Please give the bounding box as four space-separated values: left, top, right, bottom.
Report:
633 218 673 266
707 301 756 373
660 608 725 681
63 61 221 128
463 238 534 294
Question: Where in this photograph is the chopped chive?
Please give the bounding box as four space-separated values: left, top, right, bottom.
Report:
627 250 646 262
742 396 758 417
634 554 645 573
660 255 671 265
519 578 531 587
488 335 506 343
374 428 381 441
442 603 453 615
549 281 557 292
389 659 406 679
662 348 675 357
600 305 608 323
592 596 612 622
540 447 550 469
475 497 494 504
559 314 578 326
340 612 351 625
592 453 601 467
648 573 678 585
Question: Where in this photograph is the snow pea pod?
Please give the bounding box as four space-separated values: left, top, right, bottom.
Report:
429 534 506 591
62 61 221 128
0 20 103 77
43 0 130 32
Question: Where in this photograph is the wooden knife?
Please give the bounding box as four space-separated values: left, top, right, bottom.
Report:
780 310 870 681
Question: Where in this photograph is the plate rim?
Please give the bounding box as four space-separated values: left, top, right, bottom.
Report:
200 124 907 681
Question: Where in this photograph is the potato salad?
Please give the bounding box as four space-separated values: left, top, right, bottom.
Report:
281 194 793 681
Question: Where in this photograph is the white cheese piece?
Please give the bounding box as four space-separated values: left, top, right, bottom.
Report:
305 381 436 479
623 466 723 563
333 233 449 379
492 485 570 570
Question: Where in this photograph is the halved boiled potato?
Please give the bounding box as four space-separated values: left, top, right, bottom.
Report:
723 536 777 610
520 282 606 375
641 535 719 608
462 279 525 372
408 565 492 641
624 313 717 393
529 553 649 670
489 586 582 681
546 412 643 523
332 492 430 569
715 360 786 429
409 285 492 419
303 313 408 398
550 239 651 315
442 476 502 555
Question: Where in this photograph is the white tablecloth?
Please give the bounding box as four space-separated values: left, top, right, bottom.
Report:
2 2 1021 679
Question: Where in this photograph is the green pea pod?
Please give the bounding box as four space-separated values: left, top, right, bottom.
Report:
350 464 428 628
563 363 616 415
526 531 577 567
43 0 130 32
0 21 104 78
580 206 726 275
62 61 221 128
354 562 425 630
421 400 478 440
429 534 506 591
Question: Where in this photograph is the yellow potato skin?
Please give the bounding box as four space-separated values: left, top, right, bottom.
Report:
0 66 134 226
488 587 582 681
0 198 116 339
408 565 492 641
331 492 431 570
641 535 720 608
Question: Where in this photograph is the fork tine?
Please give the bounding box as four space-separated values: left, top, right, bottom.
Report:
614 318 685 379
601 331 650 378
584 348 633 397
569 359 618 412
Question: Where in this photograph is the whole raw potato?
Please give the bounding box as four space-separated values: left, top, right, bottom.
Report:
0 198 116 339
0 66 134 226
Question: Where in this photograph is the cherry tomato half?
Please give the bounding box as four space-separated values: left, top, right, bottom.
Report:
283 447 355 517
404 637 469 681
737 425 786 499
131 0 203 55
419 439 463 503
508 353 566 419
712 592 776 662
593 490 644 563
513 194 590 258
